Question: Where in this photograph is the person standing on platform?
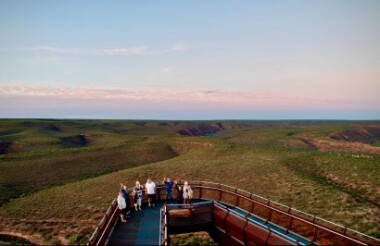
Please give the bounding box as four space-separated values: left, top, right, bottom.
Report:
174 180 183 204
132 181 143 211
145 178 156 207
117 191 127 222
182 181 193 204
162 177 174 201
120 183 131 215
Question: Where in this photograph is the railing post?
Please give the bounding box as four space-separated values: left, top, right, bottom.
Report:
265 231 272 245
266 208 273 223
165 207 170 246
312 226 318 244
218 184 222 201
250 201 255 213
243 217 249 245
286 207 293 232
199 186 203 199
235 195 240 206
224 209 230 234
288 217 294 232
250 194 256 213
189 208 194 231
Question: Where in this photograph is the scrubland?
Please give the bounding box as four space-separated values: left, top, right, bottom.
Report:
0 119 379 244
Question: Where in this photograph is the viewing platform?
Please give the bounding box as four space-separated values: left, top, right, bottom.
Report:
88 181 379 246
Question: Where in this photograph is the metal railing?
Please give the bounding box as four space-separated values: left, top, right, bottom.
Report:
213 202 300 245
158 181 378 246
159 205 168 246
88 181 379 246
87 198 119 246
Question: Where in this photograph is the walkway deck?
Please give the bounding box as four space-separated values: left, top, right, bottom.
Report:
107 199 311 246
89 182 377 246
107 201 164 245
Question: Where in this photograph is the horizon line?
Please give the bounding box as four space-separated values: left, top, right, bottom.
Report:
0 117 379 122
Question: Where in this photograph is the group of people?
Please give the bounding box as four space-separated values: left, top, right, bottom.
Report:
163 177 193 204
117 177 193 222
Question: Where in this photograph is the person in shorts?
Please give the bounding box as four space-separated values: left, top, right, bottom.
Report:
145 178 156 207
132 181 143 211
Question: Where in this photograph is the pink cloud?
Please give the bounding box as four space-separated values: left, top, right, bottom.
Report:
1 43 190 56
0 83 376 110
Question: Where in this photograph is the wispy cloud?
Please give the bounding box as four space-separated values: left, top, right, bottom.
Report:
0 43 189 56
0 83 375 110
0 84 271 102
161 67 172 74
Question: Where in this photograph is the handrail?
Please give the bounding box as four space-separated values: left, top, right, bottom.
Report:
159 207 164 245
161 205 168 246
87 198 118 246
89 181 379 246
191 180 379 244
214 201 299 245
100 201 119 245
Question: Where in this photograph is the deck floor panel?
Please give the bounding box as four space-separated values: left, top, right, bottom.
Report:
107 202 164 246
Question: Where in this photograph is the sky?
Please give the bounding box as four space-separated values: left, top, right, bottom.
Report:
0 0 379 120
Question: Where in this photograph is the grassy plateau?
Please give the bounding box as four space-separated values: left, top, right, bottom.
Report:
0 119 379 244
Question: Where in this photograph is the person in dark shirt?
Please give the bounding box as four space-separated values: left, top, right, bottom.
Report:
174 180 183 204
162 177 174 201
120 183 130 215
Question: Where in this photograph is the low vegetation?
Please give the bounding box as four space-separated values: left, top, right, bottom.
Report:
170 232 218 246
0 119 379 244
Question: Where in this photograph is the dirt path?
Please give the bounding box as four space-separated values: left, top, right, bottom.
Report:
0 231 45 245
0 217 97 245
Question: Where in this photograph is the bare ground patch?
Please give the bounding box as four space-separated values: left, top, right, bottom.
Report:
317 170 380 208
297 137 380 155
330 126 380 144
60 134 94 147
0 217 98 245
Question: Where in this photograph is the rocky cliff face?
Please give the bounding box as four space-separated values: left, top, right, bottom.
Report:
330 127 380 144
177 123 224 136
60 134 94 147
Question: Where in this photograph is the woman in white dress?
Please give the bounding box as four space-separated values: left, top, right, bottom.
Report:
182 181 193 204
117 191 127 222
